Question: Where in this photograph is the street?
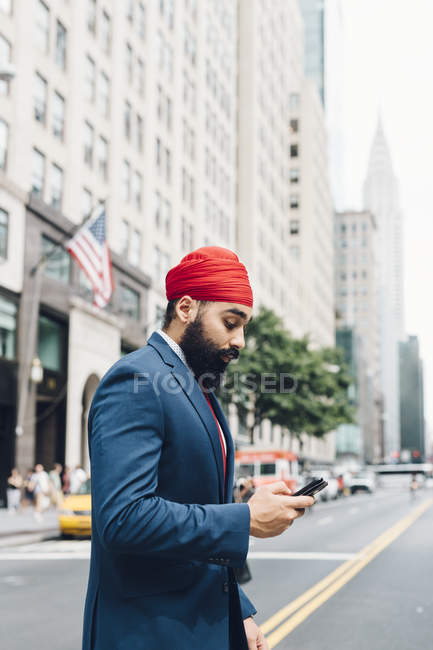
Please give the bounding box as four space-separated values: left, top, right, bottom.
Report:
1 485 432 650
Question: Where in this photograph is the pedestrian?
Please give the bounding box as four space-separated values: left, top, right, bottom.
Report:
62 465 71 496
70 464 87 494
32 464 51 521
20 468 36 511
82 246 314 650
409 473 419 501
49 463 63 507
7 468 23 514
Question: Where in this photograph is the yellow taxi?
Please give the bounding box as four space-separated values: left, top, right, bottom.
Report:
58 478 92 537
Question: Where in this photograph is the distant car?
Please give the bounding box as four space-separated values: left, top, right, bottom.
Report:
58 478 91 537
348 471 376 494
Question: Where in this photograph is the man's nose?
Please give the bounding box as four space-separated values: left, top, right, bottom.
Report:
230 328 245 350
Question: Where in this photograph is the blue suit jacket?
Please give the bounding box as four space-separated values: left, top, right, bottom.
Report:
82 332 256 649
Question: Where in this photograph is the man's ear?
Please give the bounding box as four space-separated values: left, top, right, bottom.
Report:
175 296 196 324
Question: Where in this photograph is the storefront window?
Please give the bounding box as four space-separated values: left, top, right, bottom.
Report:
0 295 16 360
38 315 63 372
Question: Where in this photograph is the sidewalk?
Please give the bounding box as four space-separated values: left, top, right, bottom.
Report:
0 507 60 546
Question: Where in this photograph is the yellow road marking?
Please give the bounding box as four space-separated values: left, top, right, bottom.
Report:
260 498 433 648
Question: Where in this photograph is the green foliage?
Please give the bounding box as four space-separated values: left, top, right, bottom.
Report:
219 306 355 444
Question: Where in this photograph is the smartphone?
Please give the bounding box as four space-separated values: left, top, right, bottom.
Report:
292 477 328 497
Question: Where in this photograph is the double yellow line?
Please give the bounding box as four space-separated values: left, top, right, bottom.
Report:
261 498 433 648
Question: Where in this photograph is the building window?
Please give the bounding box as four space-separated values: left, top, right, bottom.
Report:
137 3 146 39
88 0 96 34
156 138 171 184
290 219 299 235
0 119 8 170
0 34 11 96
34 72 47 124
0 207 8 259
120 285 140 321
41 234 70 284
136 114 144 152
290 119 299 134
125 42 133 83
137 58 145 96
133 171 142 210
119 219 129 257
32 148 45 196
85 55 96 102
126 0 133 22
184 25 196 66
35 0 49 53
83 121 94 166
121 160 131 202
130 229 141 266
290 144 299 158
162 198 171 236
97 135 108 180
52 91 65 140
289 93 300 111
98 71 110 118
290 168 299 184
50 163 63 210
0 295 16 360
82 188 92 218
181 216 194 251
101 10 111 54
290 194 299 209
55 20 67 69
124 101 131 139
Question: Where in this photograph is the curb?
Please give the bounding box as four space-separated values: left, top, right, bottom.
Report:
0 528 60 548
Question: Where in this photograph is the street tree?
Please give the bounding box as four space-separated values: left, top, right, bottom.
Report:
220 306 354 445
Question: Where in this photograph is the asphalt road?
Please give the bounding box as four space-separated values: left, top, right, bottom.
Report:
0 486 432 650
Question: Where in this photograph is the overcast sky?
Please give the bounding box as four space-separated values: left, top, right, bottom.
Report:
334 0 433 437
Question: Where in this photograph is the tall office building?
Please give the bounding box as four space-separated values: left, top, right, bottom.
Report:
399 336 425 462
363 119 404 460
237 0 335 463
0 0 238 496
334 210 382 462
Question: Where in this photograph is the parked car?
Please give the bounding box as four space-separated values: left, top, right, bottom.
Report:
58 478 91 537
347 470 376 494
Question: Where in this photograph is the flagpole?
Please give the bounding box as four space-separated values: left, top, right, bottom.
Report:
15 200 107 440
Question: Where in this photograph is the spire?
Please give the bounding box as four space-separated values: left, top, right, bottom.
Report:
365 115 394 179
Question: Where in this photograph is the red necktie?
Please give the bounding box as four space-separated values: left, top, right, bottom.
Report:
204 393 226 483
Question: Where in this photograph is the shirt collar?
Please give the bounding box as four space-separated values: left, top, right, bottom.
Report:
156 329 188 367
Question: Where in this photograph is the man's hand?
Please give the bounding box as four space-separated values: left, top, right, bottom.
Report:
244 617 268 650
248 481 314 538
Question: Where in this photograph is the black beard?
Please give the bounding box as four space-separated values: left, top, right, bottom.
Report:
179 317 239 391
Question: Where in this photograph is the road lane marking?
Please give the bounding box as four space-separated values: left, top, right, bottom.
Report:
248 552 357 561
262 497 433 647
316 516 333 526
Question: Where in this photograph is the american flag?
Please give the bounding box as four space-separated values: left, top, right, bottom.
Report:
66 205 114 309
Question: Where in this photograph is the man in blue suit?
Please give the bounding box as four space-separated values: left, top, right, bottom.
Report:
83 247 314 649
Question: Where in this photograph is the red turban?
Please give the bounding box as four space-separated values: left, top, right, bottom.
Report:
166 246 253 307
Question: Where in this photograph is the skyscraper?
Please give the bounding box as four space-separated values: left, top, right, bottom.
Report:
298 0 325 105
363 119 404 459
399 336 425 462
